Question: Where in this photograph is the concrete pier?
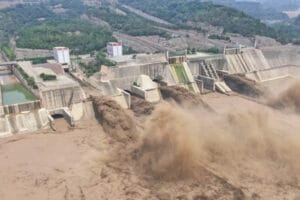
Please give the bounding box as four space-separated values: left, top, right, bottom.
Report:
131 75 161 103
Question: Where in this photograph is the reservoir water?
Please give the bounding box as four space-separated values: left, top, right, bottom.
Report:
0 72 36 105
1 83 36 105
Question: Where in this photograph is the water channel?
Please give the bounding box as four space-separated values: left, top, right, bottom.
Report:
0 72 36 106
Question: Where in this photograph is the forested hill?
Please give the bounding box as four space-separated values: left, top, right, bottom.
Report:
119 0 278 38
0 0 170 54
0 1 116 54
272 15 300 45
294 16 300 26
1 0 299 56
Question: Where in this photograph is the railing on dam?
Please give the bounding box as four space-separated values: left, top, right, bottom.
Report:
1 100 41 115
224 48 242 55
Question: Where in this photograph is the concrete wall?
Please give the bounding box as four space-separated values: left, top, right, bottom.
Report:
40 86 82 110
11 65 40 98
0 86 3 116
195 79 204 93
245 66 300 82
188 55 227 76
122 90 131 108
107 62 169 90
131 86 161 103
224 48 242 55
2 100 41 115
145 89 161 102
261 46 300 68
0 108 50 137
111 92 130 109
197 75 216 91
131 85 145 98
49 108 74 126
225 48 271 74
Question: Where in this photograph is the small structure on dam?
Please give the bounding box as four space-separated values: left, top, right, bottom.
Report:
224 47 271 74
87 46 300 103
0 60 85 137
167 51 200 93
2 43 300 137
98 53 173 90
89 76 131 109
95 52 200 95
0 63 49 137
223 46 300 83
17 61 83 111
88 53 174 108
131 75 161 103
186 46 300 92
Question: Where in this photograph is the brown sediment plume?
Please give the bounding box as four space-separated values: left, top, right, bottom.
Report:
268 81 300 113
136 103 201 180
130 95 155 116
2 91 300 199
92 96 137 142
224 74 264 97
159 86 211 109
91 85 300 198
136 102 300 185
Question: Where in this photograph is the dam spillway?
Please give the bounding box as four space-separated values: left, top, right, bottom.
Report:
224 47 271 74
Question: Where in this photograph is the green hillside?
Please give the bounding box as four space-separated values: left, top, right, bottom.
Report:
1 0 299 55
16 19 115 54
273 16 300 44
119 0 277 38
0 0 169 52
86 7 169 37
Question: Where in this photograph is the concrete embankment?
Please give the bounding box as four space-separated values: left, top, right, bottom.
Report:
225 48 271 74
261 46 300 68
168 62 200 93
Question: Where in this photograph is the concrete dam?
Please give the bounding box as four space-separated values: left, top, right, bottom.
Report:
0 61 85 137
224 47 271 74
0 65 49 136
261 45 300 68
94 45 300 103
1 44 300 137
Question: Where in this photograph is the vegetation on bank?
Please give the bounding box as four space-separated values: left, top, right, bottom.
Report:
87 6 170 38
208 34 230 41
2 46 15 60
202 47 221 54
123 46 138 55
16 19 116 54
80 52 116 77
0 4 54 46
15 65 38 89
173 64 189 84
273 16 300 44
19 57 53 65
187 47 220 55
40 73 57 81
